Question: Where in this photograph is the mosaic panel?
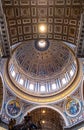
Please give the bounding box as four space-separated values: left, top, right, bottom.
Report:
65 97 81 117
6 99 21 118
2 0 84 45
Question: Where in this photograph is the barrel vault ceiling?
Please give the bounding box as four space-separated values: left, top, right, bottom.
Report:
1 0 84 46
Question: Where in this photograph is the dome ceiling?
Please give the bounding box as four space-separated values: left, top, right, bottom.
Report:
15 40 70 78
2 0 84 45
3 40 82 103
8 40 77 88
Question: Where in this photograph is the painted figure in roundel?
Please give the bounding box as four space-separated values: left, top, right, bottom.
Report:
66 97 81 116
7 100 20 117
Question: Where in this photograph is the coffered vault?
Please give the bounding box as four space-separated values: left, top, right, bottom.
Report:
2 0 84 45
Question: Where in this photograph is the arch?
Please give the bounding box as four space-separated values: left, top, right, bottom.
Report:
21 105 69 126
0 73 4 114
82 80 84 100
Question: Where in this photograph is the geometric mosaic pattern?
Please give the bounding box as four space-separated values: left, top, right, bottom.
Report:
2 0 84 45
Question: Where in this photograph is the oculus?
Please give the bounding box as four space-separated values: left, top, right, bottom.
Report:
34 39 50 51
